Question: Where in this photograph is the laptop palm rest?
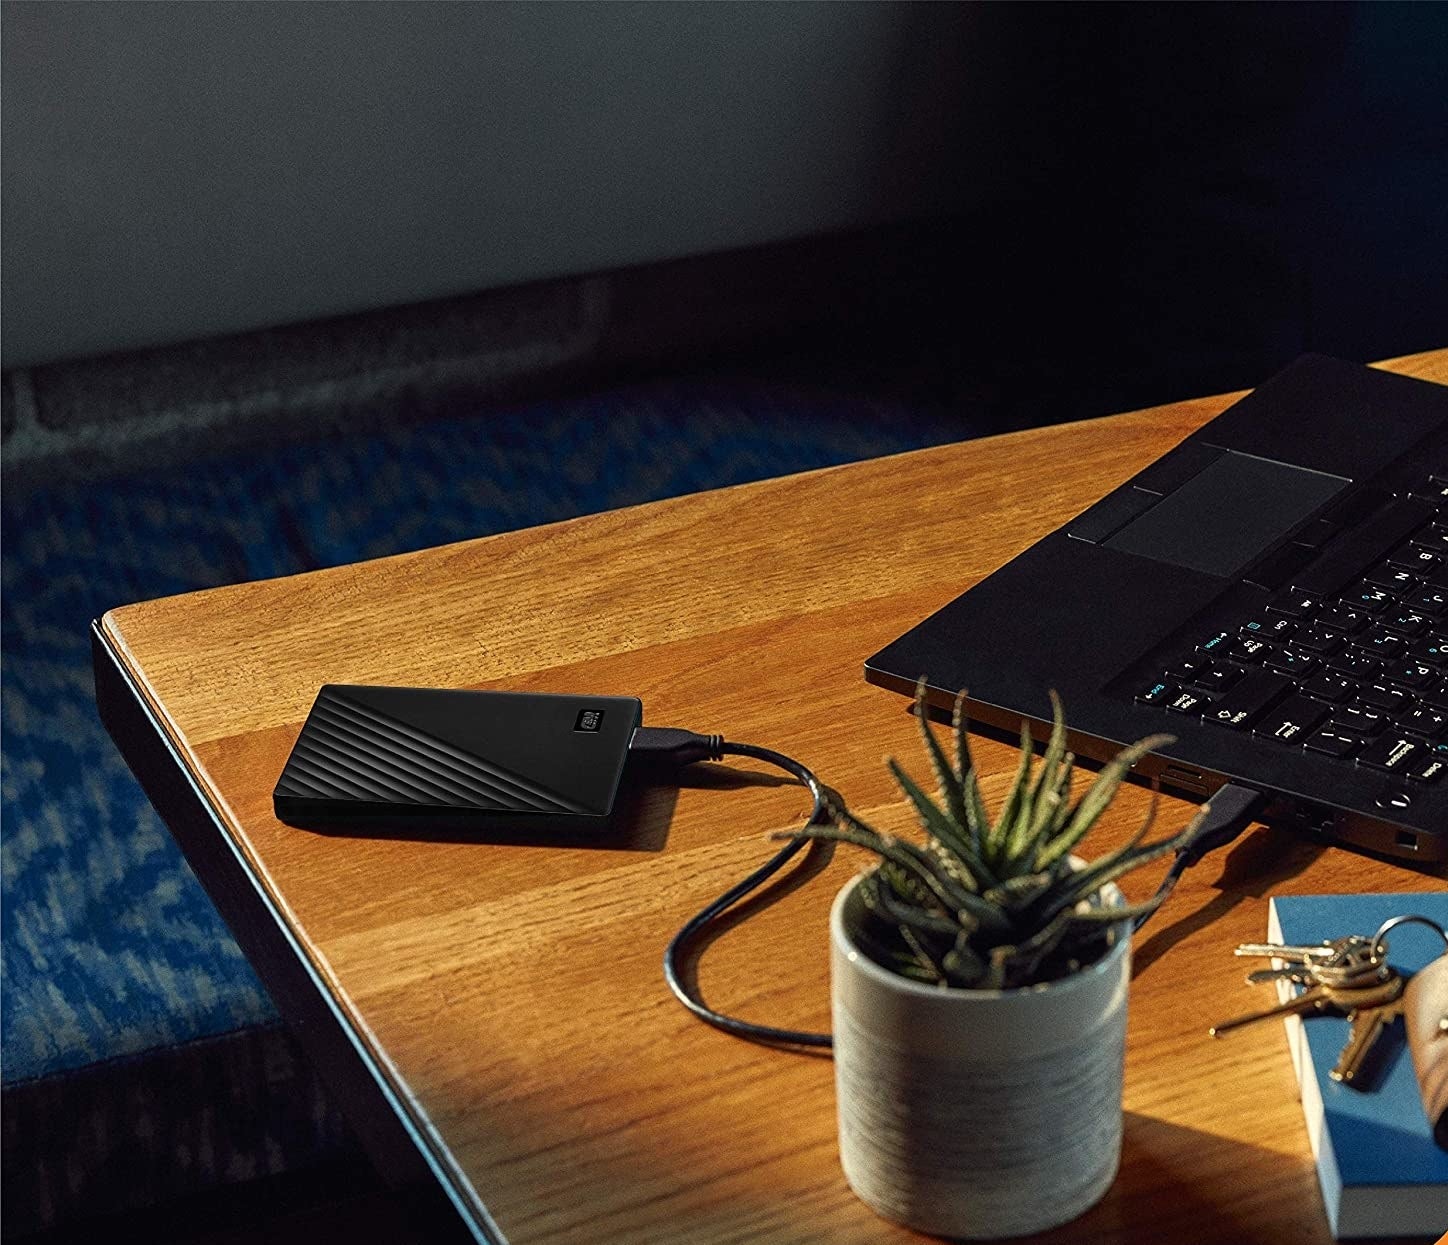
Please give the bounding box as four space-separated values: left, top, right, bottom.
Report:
1101 450 1349 576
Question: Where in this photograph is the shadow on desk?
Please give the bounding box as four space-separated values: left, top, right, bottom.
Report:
276 756 808 854
1133 824 1326 978
281 780 679 853
1107 1112 1433 1245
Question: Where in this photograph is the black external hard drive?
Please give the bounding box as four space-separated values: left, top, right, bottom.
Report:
273 685 643 835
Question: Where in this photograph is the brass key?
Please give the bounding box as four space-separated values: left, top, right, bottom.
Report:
1330 973 1407 1086
1233 935 1370 964
1209 977 1407 1037
1245 945 1388 990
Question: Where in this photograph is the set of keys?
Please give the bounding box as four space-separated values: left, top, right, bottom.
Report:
1211 915 1448 1091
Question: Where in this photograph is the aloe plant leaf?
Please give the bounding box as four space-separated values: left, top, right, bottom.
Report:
870 870 973 939
912 677 973 834
779 820 1010 934
983 871 1052 910
942 932 985 987
1046 754 1075 836
983 944 1013 990
1038 828 1191 924
821 799 893 850
1007 692 1070 868
1028 691 1068 817
990 719 1036 865
857 869 888 913
887 758 993 890
1043 778 1160 898
993 910 1076 982
896 960 943 983
1035 733 1174 868
951 690 976 791
897 923 947 984
814 689 1213 991
1067 897 1166 925
878 858 936 909
926 836 979 894
963 764 991 854
951 693 994 848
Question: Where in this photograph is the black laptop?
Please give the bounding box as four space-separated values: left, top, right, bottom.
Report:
865 355 1448 862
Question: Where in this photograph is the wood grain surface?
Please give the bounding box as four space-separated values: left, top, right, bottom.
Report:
101 350 1448 1244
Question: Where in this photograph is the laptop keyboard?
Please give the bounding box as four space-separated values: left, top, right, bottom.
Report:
1133 468 1448 786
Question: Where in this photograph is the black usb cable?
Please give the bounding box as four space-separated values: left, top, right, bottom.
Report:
1135 781 1268 930
630 727 834 1049
631 727 1267 1048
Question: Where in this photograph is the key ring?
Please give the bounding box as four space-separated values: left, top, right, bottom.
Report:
1370 914 1448 963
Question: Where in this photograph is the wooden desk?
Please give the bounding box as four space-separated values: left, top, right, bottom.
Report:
95 351 1448 1244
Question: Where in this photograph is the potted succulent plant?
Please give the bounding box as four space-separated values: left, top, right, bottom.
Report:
789 681 1207 1239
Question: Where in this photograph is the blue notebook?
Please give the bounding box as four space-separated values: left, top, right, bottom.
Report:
1267 892 1448 1240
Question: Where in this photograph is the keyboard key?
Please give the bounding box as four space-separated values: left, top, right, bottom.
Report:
1381 609 1430 637
1240 616 1298 642
1356 682 1415 714
1344 585 1392 613
1166 687 1216 714
1389 542 1442 575
1362 563 1419 595
1302 671 1357 702
1264 648 1318 678
1196 631 1233 658
1356 733 1427 777
1303 728 1363 758
1383 661 1438 691
1413 752 1448 781
1408 587 1448 617
1290 625 1342 655
1253 694 1328 744
1192 662 1243 693
1351 630 1407 661
1408 635 1448 665
1266 590 1317 618
1401 706 1448 739
1326 650 1384 680
1330 703 1388 735
1229 636 1274 664
1420 691 1448 716
1317 604 1368 633
1202 668 1291 729
1135 679 1178 707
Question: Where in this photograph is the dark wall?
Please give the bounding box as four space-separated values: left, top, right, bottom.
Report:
1 1 977 368
937 3 1448 413
3 2 1442 419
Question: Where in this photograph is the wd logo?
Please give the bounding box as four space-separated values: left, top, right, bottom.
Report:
574 709 605 733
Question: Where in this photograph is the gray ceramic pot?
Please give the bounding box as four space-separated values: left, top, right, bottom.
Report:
830 872 1132 1239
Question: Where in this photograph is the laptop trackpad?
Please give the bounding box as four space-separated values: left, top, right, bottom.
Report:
1103 450 1349 577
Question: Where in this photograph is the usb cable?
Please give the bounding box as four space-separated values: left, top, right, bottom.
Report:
630 727 834 1048
632 727 1268 1045
1135 781 1268 930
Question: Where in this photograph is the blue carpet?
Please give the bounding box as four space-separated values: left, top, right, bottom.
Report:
2 377 966 1087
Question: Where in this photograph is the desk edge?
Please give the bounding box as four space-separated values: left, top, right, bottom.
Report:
90 618 503 1245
